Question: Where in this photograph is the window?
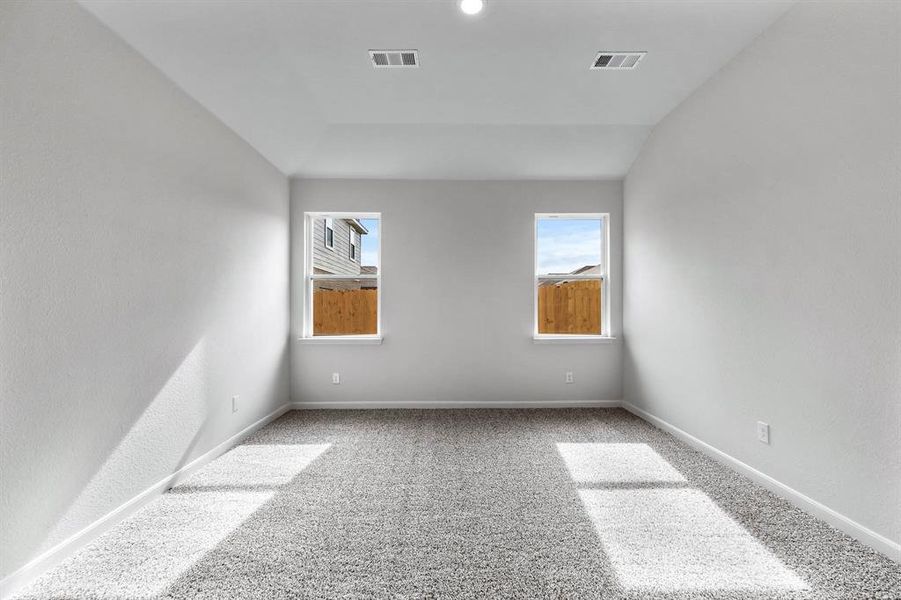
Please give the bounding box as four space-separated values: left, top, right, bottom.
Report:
534 213 609 339
304 213 380 339
324 218 335 249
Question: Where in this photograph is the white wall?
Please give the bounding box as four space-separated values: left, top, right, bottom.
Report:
0 0 289 580
624 1 900 549
291 179 623 406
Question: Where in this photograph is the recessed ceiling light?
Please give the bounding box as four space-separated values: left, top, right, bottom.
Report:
460 0 483 16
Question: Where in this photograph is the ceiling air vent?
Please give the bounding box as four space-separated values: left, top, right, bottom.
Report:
369 50 419 69
591 51 646 70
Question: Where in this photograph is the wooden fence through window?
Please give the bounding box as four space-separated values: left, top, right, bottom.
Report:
538 279 602 335
313 279 601 336
313 288 378 335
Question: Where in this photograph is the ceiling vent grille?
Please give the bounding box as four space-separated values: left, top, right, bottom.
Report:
591 52 646 70
369 50 419 69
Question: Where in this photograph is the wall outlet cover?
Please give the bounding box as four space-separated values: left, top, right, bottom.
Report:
757 421 770 445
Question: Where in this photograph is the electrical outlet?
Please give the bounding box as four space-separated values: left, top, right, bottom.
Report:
232 395 239 413
332 372 340 385
565 371 574 384
757 421 770 445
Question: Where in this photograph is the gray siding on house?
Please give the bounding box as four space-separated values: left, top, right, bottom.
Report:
312 218 361 275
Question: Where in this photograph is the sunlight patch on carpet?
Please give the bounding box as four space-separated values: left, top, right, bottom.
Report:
22 490 273 599
175 443 331 488
556 443 686 484
579 488 809 592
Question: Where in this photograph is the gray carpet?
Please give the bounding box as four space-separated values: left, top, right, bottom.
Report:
16 409 901 599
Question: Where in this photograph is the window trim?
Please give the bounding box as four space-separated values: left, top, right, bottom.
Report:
349 229 357 261
302 212 381 342
533 212 613 341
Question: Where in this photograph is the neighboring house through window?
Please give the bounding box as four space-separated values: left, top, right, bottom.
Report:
305 213 380 338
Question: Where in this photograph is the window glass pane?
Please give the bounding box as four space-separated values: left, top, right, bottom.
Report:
324 218 334 249
312 217 379 275
537 277 602 335
359 218 379 269
313 278 378 336
536 217 602 276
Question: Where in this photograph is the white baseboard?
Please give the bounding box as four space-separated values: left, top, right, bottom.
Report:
290 399 623 410
0 403 292 600
621 401 900 562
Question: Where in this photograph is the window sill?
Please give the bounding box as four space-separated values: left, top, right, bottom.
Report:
298 336 383 345
532 335 617 345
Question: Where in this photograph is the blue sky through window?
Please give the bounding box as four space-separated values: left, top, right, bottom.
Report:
537 218 602 274
360 218 379 268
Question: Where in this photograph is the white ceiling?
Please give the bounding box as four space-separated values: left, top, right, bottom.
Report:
78 0 792 179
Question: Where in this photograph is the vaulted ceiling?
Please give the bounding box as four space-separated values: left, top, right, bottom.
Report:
79 0 792 179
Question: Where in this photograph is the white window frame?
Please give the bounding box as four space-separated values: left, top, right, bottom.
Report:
533 213 614 343
301 212 382 344
349 229 357 261
324 217 335 250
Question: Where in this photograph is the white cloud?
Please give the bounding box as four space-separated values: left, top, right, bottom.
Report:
538 228 601 274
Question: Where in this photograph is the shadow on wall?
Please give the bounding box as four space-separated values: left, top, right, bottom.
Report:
2 328 213 578
621 337 648 410
43 339 213 548
2 228 290 580
1 183 291 579
11 318 292 578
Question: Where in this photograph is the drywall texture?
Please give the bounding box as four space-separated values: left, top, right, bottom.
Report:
291 179 623 405
624 2 900 547
0 0 289 579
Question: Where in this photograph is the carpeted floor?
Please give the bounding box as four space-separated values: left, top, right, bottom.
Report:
16 409 901 599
